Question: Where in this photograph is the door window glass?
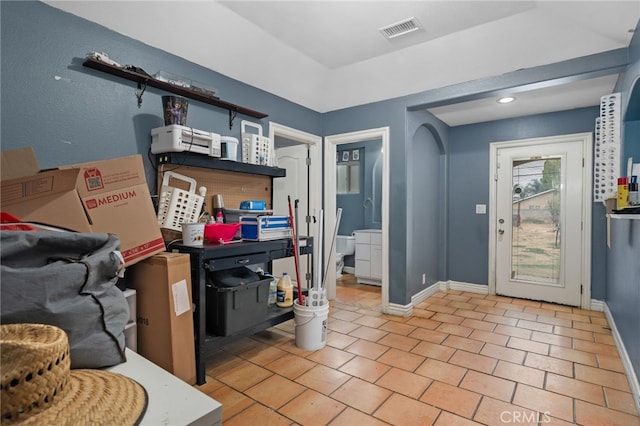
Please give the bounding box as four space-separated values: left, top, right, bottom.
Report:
511 158 561 285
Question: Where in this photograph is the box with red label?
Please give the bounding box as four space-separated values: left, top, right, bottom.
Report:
1 148 164 266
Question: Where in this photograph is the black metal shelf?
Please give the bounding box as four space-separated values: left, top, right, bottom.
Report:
169 237 313 384
82 58 268 125
156 152 286 178
204 305 294 349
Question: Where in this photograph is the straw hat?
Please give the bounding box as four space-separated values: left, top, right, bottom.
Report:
1 323 148 425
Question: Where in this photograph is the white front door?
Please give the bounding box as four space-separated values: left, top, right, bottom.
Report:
493 134 591 306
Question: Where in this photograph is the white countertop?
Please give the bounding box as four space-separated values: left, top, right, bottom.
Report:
107 349 222 426
609 214 640 219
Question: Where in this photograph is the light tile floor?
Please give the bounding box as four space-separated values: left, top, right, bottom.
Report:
196 274 640 425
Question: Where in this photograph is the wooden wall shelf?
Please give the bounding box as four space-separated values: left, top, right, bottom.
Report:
157 152 286 178
82 58 268 127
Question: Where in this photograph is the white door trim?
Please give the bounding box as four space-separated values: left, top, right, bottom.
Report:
488 132 593 309
268 121 322 281
268 122 322 216
324 127 390 313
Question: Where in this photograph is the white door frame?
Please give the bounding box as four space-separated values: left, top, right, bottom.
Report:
268 121 322 217
488 132 593 308
324 127 390 313
268 121 322 282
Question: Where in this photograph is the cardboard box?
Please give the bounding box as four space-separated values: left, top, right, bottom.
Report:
0 148 165 266
126 252 196 385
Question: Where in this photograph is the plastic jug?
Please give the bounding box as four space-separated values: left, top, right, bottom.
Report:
276 273 293 308
266 273 277 305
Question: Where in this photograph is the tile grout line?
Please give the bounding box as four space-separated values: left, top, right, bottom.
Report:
205 287 639 424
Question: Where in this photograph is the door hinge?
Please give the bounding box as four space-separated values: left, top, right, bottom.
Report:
306 157 311 166
580 285 583 294
582 158 585 167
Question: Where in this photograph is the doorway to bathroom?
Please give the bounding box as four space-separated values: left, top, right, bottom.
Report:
336 140 383 233
336 273 383 311
324 128 390 313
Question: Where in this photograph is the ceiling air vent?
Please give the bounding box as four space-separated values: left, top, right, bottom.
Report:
379 17 423 40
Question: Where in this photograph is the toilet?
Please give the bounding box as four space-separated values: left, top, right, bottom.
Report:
336 235 356 277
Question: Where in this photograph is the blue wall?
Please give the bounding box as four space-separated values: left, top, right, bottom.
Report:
1 1 637 318
0 1 322 194
606 218 640 391
325 98 414 304
448 107 606 298
407 124 446 296
606 26 640 394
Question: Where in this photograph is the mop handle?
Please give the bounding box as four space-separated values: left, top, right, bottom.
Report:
288 196 304 305
314 209 323 290
322 207 342 291
293 198 304 302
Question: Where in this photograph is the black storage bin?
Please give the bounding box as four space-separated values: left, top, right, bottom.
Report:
206 268 270 336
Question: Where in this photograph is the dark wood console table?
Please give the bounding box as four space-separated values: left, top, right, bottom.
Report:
168 237 313 385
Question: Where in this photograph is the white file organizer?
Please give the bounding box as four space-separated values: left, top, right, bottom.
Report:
157 172 204 232
241 120 273 166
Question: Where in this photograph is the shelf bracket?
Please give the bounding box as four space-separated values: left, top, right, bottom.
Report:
135 80 148 108
228 109 238 130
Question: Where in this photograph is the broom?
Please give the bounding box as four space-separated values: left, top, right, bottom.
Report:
288 196 304 305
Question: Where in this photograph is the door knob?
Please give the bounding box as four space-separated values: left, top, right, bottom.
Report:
498 218 504 224
498 229 504 235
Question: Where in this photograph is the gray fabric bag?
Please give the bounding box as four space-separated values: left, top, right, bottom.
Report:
0 230 129 368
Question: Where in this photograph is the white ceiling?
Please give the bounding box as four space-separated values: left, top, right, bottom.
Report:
45 1 639 126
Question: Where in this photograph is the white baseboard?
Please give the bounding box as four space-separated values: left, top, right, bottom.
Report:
604 303 640 414
590 299 605 312
410 280 488 307
342 266 355 275
412 282 444 306
386 302 413 317
446 280 489 294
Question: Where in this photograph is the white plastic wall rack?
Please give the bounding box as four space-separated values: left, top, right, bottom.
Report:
151 124 221 157
241 120 273 166
593 93 621 202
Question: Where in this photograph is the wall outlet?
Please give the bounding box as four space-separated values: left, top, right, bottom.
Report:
476 204 487 214
422 273 426 285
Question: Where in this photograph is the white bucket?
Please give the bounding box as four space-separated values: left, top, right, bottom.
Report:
181 222 205 246
293 299 329 351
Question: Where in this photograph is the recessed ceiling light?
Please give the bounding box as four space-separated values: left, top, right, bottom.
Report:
497 96 516 104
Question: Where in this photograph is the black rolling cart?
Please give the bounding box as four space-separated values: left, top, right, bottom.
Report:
169 237 313 385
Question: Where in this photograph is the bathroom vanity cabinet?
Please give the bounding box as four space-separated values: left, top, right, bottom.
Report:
354 229 382 286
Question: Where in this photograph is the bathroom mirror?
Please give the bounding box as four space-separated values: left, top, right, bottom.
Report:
336 142 382 231
337 163 360 194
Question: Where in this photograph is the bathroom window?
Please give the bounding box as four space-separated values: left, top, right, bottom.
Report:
337 149 360 194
